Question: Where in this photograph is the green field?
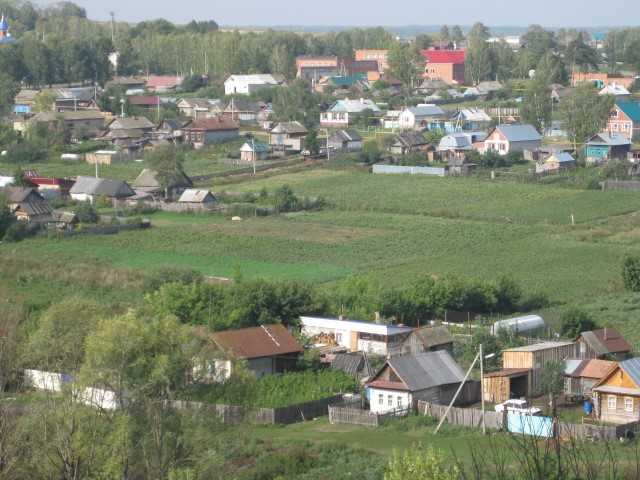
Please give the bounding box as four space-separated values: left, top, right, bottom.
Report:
4 166 640 343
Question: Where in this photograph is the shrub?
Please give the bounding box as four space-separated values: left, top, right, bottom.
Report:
144 266 204 292
75 202 99 224
3 221 39 242
623 255 640 292
560 307 596 338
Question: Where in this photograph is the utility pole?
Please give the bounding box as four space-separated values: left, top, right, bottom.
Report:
110 12 115 44
480 343 486 435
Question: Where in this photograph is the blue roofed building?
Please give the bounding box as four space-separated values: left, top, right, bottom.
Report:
483 124 542 155
0 15 14 44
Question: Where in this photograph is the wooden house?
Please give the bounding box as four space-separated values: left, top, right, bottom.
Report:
327 129 363 153
388 326 454 357
30 110 106 140
502 342 577 395
390 131 430 155
584 133 631 164
576 328 632 361
593 358 640 424
269 121 308 152
535 152 576 174
4 187 53 223
366 351 473 413
193 324 303 382
132 168 193 200
397 105 445 131
240 141 270 162
182 117 239 148
177 189 217 209
564 359 617 398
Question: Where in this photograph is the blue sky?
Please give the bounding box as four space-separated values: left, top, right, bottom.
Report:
47 0 640 27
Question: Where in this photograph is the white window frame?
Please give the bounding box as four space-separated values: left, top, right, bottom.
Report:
378 393 384 405
625 397 634 413
608 395 617 410
387 395 393 407
397 396 403 407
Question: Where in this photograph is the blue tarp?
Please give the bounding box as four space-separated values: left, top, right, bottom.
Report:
507 412 553 437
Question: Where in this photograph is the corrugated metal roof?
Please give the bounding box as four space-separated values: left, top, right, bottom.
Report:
580 327 632 355
386 351 464 392
177 189 215 203
300 316 414 336
574 359 617 380
593 385 640 396
587 133 631 146
620 358 640 388
329 98 380 113
70 176 135 198
503 341 574 353
271 121 308 135
212 324 303 360
421 49 466 65
495 124 542 142
406 105 445 117
617 101 640 122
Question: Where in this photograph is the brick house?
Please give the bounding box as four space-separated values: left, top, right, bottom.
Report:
607 101 640 142
421 49 466 85
571 72 636 89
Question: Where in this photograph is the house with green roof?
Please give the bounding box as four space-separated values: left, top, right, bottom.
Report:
608 101 640 142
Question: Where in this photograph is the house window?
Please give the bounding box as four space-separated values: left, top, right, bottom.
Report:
388 395 393 407
608 395 617 410
335 332 343 343
378 394 384 405
625 397 634 412
397 396 403 407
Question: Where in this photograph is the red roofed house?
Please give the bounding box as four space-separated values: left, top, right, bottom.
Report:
127 95 161 110
576 327 632 361
182 116 239 148
193 324 303 382
145 75 183 93
26 176 75 199
421 49 466 85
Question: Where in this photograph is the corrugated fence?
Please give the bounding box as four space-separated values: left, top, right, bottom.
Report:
372 164 447 176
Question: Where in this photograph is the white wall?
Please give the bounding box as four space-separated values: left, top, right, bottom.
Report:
70 193 94 203
369 388 411 414
24 369 67 392
398 111 416 130
357 339 388 355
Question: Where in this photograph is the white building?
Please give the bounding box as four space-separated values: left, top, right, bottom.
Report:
224 74 284 96
300 316 413 356
397 105 445 130
320 98 381 127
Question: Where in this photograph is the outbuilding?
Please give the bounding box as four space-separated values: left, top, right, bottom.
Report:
491 315 546 337
576 327 632 361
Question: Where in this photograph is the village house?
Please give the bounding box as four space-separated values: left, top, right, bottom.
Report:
155 118 188 141
182 117 239 148
107 116 155 137
382 110 402 130
327 129 363 153
449 108 492 132
145 75 183 93
223 97 262 124
224 74 285 96
194 324 303 382
355 49 389 74
269 121 308 152
320 98 381 127
177 189 217 209
314 74 369 94
388 326 455 357
106 76 147 94
502 341 577 395
300 315 414 356
30 111 106 140
240 141 270 162
564 358 617 398
51 87 100 112
176 98 223 119
4 187 53 223
132 168 193 200
576 327 632 361
437 132 484 163
483 124 542 155
366 351 472 414
607 101 640 142
593 358 640 425
296 55 350 81
24 175 74 200
390 131 430 155
535 151 576 174
13 88 39 115
571 72 636 89
421 49 466 85
584 133 631 164
127 95 161 111
69 176 135 204
397 105 446 131
599 83 632 99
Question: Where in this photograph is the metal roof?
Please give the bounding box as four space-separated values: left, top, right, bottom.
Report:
69 176 135 198
579 327 631 355
332 352 374 378
211 324 303 360
438 133 472 151
329 98 380 113
270 121 308 135
385 351 465 391
405 104 445 117
587 133 631 146
616 101 640 122
494 124 542 142
178 189 216 203
593 385 640 396
300 316 414 336
620 358 640 388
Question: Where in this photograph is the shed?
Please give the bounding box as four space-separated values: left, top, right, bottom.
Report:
491 315 546 337
502 341 577 395
564 358 617 397
4 187 53 223
482 368 531 404
240 141 270 162
132 168 193 199
331 352 375 380
366 351 476 413
576 328 632 361
390 131 430 155
389 326 454 357
327 129 363 153
177 189 217 208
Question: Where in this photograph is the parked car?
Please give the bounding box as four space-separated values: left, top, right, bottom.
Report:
494 399 542 416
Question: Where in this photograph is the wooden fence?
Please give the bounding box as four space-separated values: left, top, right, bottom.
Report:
171 394 343 426
418 400 504 430
328 398 410 427
601 180 640 191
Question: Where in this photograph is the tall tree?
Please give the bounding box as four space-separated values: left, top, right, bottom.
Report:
388 42 422 89
559 83 614 151
452 25 465 45
520 78 552 132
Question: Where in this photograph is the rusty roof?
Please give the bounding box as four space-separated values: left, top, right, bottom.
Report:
366 380 410 391
579 328 632 356
570 359 617 380
184 116 239 132
211 324 303 360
